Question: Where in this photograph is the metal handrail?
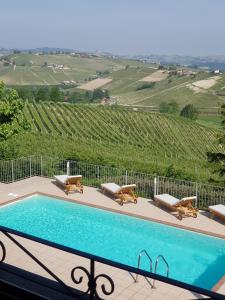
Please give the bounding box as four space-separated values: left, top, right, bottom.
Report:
135 249 153 282
0 225 224 299
153 254 169 288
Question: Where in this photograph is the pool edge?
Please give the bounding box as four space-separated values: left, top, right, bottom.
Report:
212 275 225 293
2 191 225 240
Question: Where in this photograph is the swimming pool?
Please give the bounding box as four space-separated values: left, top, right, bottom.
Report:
0 194 224 290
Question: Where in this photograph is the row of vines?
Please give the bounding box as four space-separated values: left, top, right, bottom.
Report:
21 102 223 182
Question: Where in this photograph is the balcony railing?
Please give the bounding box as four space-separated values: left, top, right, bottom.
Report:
0 225 224 300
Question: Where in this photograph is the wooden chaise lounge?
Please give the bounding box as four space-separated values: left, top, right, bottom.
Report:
54 175 83 195
208 204 225 222
101 183 138 205
154 193 198 220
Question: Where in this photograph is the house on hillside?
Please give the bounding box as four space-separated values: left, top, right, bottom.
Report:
101 97 117 106
209 69 222 75
61 80 77 86
177 69 196 76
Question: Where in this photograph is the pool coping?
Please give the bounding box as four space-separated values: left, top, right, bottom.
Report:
1 191 225 293
212 275 225 293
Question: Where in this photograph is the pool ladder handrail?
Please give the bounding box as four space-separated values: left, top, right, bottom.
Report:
135 249 153 282
152 254 169 288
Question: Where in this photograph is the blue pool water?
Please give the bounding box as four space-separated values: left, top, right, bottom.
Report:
0 194 224 290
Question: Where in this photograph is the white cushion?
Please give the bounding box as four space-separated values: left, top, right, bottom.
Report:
68 175 82 179
54 175 68 184
209 204 225 216
101 183 121 193
54 175 82 184
181 196 196 201
121 184 136 189
154 194 180 206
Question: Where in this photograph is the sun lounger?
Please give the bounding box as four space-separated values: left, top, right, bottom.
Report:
209 204 225 221
101 183 138 205
54 175 83 195
154 193 198 220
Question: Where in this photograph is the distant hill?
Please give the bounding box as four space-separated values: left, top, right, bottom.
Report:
133 54 225 71
0 53 150 84
1 52 225 112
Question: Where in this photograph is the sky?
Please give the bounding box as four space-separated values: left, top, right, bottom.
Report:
0 0 225 56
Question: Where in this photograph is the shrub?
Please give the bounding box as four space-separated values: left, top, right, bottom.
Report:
136 82 155 91
180 104 198 120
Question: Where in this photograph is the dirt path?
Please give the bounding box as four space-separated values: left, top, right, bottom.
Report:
126 80 191 105
139 70 167 82
79 78 112 91
30 69 49 84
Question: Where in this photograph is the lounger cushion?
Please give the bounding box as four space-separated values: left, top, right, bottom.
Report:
54 175 82 184
181 196 197 201
101 183 121 193
154 194 180 206
209 204 225 216
68 175 82 179
54 175 68 184
121 184 136 189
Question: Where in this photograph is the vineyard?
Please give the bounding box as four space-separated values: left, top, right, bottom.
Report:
16 102 224 182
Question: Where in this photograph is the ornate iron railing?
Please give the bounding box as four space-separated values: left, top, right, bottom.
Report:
0 225 224 300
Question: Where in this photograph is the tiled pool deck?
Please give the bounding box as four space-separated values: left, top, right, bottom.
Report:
0 176 224 299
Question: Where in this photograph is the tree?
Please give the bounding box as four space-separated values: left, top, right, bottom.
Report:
136 82 155 91
208 104 225 179
180 104 198 120
0 81 30 141
158 64 165 70
16 87 35 101
92 89 105 100
69 92 83 103
35 87 49 102
49 86 64 102
159 101 178 114
104 89 110 99
168 65 177 71
85 91 93 101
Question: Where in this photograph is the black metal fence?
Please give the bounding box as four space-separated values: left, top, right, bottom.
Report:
0 225 224 300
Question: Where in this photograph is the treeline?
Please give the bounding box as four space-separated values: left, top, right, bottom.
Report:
15 86 64 102
159 101 198 120
68 89 109 103
15 86 110 103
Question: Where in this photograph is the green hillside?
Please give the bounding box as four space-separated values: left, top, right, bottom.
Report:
105 70 225 110
7 102 221 182
0 53 148 85
1 53 225 113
